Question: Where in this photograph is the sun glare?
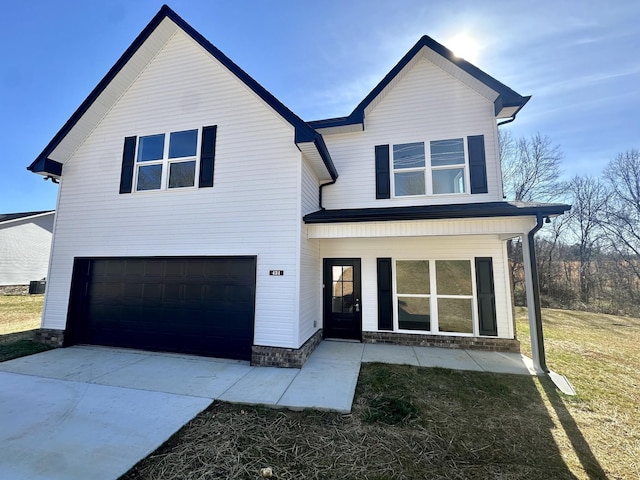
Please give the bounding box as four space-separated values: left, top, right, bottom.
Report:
446 33 481 63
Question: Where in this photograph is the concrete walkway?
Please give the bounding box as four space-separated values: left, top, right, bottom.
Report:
0 342 538 480
362 343 538 375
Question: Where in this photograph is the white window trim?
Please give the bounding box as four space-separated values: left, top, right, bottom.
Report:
133 128 202 192
390 138 471 198
393 258 479 337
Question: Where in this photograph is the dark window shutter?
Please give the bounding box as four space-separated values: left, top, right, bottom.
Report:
468 135 488 194
119 136 137 194
375 145 391 199
377 258 393 331
475 257 497 336
199 125 217 188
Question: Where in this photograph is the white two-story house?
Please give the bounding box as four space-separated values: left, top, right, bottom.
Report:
28 6 569 371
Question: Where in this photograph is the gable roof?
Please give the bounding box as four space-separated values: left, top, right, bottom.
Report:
27 5 337 181
0 211 54 225
309 35 530 133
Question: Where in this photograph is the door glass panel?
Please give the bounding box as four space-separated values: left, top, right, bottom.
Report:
331 265 354 313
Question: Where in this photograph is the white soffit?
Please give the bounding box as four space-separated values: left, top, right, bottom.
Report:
299 143 334 182
313 124 364 136
496 105 520 119
307 216 537 239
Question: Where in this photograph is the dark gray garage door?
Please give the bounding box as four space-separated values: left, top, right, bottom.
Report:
66 257 256 361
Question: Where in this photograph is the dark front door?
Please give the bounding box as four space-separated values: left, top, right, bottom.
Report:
323 258 362 340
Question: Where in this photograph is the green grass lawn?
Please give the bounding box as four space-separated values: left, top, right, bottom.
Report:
515 307 640 480
0 339 53 362
121 308 640 480
0 295 52 361
0 295 44 335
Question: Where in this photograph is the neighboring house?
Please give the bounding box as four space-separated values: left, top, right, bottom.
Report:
0 211 54 288
27 6 569 370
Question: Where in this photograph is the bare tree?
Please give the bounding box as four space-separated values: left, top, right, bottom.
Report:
538 213 571 292
500 131 564 202
499 130 566 306
602 149 640 282
567 175 610 303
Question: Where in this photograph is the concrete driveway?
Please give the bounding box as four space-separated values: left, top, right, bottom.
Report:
0 344 362 480
0 342 540 479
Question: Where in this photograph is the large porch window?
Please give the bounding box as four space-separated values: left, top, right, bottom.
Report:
396 259 474 334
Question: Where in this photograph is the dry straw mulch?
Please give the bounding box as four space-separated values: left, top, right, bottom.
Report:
122 365 575 480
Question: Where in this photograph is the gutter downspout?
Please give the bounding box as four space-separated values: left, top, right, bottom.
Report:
318 179 336 210
523 213 548 374
497 116 516 126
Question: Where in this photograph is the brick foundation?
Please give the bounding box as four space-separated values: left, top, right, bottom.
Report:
32 328 65 347
362 331 520 353
251 329 323 368
0 328 64 347
0 285 29 295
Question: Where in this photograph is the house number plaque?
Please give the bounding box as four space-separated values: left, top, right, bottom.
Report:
269 270 284 276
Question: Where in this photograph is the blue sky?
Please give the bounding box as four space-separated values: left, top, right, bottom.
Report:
2 0 639 212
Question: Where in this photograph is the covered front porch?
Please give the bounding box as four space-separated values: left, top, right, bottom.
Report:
304 201 572 375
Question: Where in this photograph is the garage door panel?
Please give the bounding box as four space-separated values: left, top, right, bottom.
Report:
67 257 256 360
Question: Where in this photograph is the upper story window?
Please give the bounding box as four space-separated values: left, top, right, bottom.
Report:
375 135 487 200
119 125 217 195
392 138 466 197
135 129 199 191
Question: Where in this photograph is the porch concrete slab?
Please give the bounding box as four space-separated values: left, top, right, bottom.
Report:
93 353 253 398
303 340 365 367
0 371 211 480
466 350 538 375
276 341 363 413
219 367 298 405
413 346 484 371
0 346 147 382
362 343 420 366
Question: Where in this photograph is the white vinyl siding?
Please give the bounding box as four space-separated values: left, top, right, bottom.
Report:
42 30 305 348
0 214 54 286
319 235 514 339
321 58 502 209
298 156 321 345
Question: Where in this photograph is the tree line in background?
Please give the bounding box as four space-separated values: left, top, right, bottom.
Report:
500 130 640 317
